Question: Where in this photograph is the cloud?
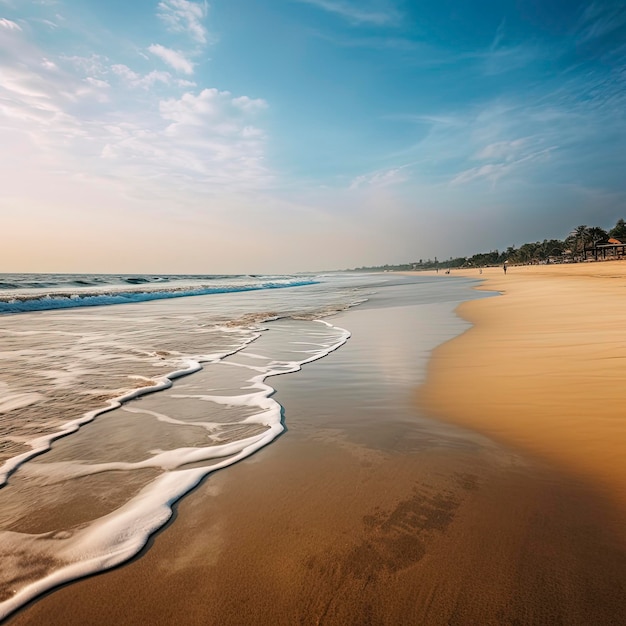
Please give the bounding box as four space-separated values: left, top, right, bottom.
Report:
85 77 109 89
111 63 140 82
389 113 466 128
62 54 110 77
232 95 268 113
148 43 194 74
157 0 208 44
112 64 175 89
451 162 508 186
0 17 21 30
0 20 271 194
480 43 543 75
349 165 408 190
295 0 401 26
452 147 555 186
475 138 529 162
576 1 626 43
159 87 267 132
33 18 60 29
41 57 58 70
84 88 271 190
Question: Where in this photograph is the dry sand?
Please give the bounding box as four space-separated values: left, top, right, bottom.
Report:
8 273 626 625
418 261 626 516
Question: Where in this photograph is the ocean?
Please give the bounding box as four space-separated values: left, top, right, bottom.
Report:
0 271 486 619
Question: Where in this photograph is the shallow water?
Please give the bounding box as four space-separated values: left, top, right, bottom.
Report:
0 272 487 619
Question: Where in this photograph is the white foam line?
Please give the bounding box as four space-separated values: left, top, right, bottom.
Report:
0 359 197 487
0 320 350 621
171 392 264 406
0 352 248 489
121 405 223 430
19 429 274 481
0 331 264 489
0 426 281 621
232 352 271 360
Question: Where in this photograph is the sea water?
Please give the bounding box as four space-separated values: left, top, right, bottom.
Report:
0 271 485 619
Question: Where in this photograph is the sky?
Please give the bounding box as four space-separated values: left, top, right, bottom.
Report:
1 0 625 273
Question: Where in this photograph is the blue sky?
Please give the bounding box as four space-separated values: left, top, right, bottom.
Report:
1 0 625 272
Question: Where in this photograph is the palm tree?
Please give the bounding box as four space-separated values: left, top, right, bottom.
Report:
571 225 590 260
587 226 608 260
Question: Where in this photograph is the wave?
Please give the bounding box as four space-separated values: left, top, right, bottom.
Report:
123 277 151 284
0 319 350 621
0 278 318 314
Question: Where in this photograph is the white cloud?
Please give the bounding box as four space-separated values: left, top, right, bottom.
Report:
451 162 507 186
350 166 408 190
148 43 194 75
0 20 270 194
0 17 21 30
41 57 58 70
576 2 626 44
241 126 264 139
452 147 555 186
475 138 529 161
85 77 109 89
159 88 267 134
77 87 271 189
34 18 60 29
62 54 109 77
480 43 542 76
295 0 401 26
157 0 208 44
111 63 140 82
112 64 174 89
232 95 269 113
139 70 174 88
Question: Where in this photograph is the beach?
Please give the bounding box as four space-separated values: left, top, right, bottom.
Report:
6 267 626 625
419 261 626 518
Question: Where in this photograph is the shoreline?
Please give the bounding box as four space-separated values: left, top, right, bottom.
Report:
8 283 626 624
414 261 626 518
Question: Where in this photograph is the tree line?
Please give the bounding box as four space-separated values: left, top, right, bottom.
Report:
352 219 626 272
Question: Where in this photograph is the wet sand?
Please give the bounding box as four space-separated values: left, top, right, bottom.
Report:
8 285 626 625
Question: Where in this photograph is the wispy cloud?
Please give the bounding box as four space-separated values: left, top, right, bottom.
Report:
349 165 409 190
388 113 466 128
0 11 271 194
231 95 268 113
575 1 626 43
480 43 543 75
473 20 545 75
112 64 192 90
452 147 554 186
157 0 209 44
0 17 21 30
148 44 194 74
99 88 270 188
490 19 506 51
295 0 401 26
84 76 110 90
475 138 531 161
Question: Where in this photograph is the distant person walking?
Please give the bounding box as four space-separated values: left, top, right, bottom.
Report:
503 263 507 274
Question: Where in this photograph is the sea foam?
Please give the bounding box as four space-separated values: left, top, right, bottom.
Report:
0 274 318 314
0 319 349 620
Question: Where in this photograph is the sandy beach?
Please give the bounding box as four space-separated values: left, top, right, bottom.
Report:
8 270 626 625
418 261 626 518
